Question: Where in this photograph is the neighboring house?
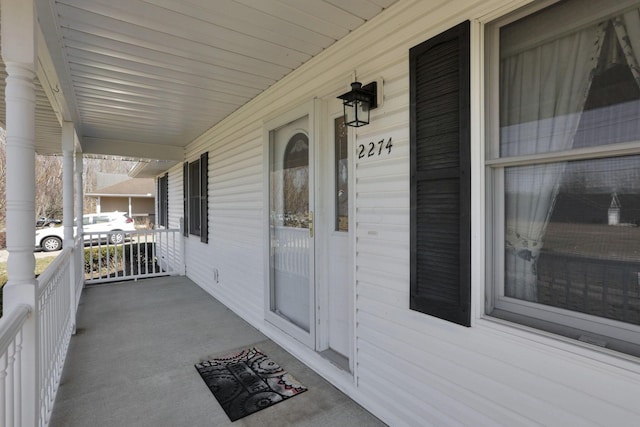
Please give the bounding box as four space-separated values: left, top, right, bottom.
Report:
86 178 155 228
2 1 640 426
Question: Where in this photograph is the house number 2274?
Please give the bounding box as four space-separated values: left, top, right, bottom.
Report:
357 138 393 159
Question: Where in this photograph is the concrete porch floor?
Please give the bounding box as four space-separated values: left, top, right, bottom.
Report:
50 276 385 427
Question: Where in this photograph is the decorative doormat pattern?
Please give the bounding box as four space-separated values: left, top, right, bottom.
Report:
195 347 307 422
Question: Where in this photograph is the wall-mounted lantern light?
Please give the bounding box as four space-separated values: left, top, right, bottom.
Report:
337 81 378 127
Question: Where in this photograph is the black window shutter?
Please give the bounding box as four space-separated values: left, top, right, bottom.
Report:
188 160 200 235
183 162 189 237
200 152 209 243
157 177 162 226
409 21 471 327
161 173 168 228
156 173 169 228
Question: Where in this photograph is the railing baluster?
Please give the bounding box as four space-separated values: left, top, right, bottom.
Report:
582 264 588 313
113 236 118 278
108 239 112 279
564 258 571 308
148 231 152 274
1 353 7 427
14 329 22 427
623 266 630 323
136 234 141 277
151 231 156 275
142 231 146 275
2 344 12 427
98 239 103 281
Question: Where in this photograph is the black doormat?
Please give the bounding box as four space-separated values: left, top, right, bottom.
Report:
195 347 307 422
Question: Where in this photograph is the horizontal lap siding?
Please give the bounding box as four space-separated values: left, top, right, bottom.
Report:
185 127 264 326
177 0 640 425
210 130 264 325
167 164 183 230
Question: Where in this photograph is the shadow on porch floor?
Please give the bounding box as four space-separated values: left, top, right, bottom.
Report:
50 276 385 427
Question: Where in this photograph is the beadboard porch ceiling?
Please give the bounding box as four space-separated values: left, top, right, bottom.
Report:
6 0 397 163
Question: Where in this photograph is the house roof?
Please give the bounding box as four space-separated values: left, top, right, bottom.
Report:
86 177 155 197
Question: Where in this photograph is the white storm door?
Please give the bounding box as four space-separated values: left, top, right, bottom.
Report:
266 106 316 348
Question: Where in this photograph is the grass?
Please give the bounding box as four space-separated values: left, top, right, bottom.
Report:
0 255 58 317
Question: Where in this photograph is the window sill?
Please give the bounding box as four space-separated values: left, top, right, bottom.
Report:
474 314 640 374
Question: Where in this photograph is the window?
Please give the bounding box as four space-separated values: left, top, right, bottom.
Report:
95 216 111 224
335 116 349 232
282 132 309 227
157 173 168 228
486 0 640 356
183 152 208 243
410 21 471 326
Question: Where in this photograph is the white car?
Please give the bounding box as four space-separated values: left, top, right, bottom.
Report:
35 212 136 252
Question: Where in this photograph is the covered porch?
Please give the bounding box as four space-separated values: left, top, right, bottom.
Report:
0 0 396 425
7 0 640 426
49 276 383 427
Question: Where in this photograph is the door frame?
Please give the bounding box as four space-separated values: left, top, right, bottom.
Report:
315 98 355 371
263 99 319 348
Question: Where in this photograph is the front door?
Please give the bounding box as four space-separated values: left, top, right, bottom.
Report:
266 107 315 348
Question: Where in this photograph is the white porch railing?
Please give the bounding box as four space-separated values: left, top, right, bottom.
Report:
84 229 183 284
0 304 30 427
0 228 184 426
36 248 75 426
1 246 76 427
272 226 310 277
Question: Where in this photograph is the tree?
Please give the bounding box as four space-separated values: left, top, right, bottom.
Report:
0 127 137 232
35 155 63 219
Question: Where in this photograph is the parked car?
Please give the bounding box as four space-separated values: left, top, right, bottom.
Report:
35 212 136 252
36 217 61 228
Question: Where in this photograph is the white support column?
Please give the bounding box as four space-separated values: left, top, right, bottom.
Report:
62 122 75 249
1 0 39 425
128 196 132 217
96 196 101 213
75 153 84 296
75 154 84 234
62 122 75 330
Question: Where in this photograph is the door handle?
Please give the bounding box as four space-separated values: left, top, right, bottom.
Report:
309 211 314 238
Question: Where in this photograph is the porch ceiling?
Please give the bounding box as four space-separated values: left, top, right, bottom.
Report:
27 0 397 162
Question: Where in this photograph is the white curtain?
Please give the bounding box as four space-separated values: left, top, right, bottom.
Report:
501 22 606 301
614 8 640 89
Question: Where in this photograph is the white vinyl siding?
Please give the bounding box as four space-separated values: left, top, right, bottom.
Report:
184 127 265 326
167 163 183 230
172 1 640 426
